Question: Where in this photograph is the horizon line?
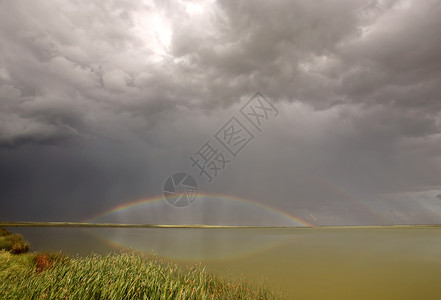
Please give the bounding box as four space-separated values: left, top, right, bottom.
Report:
1 221 441 229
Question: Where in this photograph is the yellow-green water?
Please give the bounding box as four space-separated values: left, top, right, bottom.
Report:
10 227 441 299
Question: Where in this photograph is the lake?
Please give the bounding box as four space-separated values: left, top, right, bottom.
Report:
8 226 441 300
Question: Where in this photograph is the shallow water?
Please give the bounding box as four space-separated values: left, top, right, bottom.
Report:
10 227 441 299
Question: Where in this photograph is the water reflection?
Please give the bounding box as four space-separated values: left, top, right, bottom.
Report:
10 227 441 299
88 228 294 260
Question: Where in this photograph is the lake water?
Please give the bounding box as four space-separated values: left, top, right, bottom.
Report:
9 226 441 300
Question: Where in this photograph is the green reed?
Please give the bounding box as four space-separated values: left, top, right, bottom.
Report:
0 251 280 299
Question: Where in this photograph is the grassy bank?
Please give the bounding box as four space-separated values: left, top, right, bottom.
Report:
0 227 30 254
0 227 279 299
0 251 279 299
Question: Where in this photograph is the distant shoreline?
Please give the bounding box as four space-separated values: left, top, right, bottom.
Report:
1 221 441 229
1 221 307 228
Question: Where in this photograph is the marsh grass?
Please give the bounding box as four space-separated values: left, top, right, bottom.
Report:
0 227 30 254
0 250 279 299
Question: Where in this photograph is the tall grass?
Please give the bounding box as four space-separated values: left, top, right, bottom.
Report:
0 251 280 299
0 227 11 236
0 227 30 254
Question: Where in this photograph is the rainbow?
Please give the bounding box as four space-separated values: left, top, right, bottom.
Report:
310 175 389 223
84 193 314 227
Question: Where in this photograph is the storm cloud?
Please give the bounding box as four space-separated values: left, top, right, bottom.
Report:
1 0 440 225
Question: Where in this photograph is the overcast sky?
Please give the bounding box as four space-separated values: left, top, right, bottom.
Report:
1 0 441 225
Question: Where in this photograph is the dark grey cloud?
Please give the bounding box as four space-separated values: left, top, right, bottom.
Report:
0 0 440 225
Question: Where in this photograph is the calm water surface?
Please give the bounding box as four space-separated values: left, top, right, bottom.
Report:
10 227 441 300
